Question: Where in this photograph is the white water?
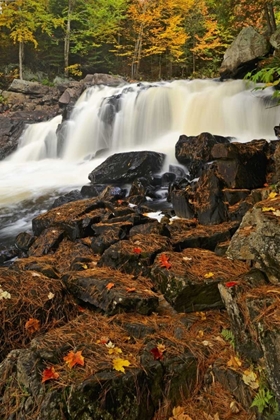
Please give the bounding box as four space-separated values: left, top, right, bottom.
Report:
0 78 279 243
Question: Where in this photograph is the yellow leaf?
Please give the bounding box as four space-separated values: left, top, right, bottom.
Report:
273 210 280 217
242 369 259 389
108 347 122 355
262 207 276 212
269 191 277 199
112 358 131 373
82 264 88 269
204 272 214 278
227 355 242 369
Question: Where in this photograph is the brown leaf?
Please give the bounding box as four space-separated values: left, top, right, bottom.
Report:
106 282 115 290
25 318 40 334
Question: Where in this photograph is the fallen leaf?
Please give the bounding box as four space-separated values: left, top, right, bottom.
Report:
230 401 240 413
159 254 172 269
202 340 213 347
227 355 242 369
273 210 280 217
82 264 88 269
41 366 59 383
242 369 259 389
98 336 110 344
63 350 85 368
197 330 204 338
106 282 115 290
262 206 276 212
150 344 165 360
0 289 11 300
48 292 55 300
25 318 40 334
268 191 277 199
108 346 122 355
204 272 214 278
112 358 131 372
225 281 238 288
170 406 193 420
126 287 136 293
195 312 207 321
105 340 115 348
133 247 142 254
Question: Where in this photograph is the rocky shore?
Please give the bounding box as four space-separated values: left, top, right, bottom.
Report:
1 73 280 419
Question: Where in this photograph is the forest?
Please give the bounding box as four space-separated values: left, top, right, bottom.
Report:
0 0 279 86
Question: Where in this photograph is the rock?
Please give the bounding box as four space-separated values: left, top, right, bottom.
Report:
8 79 50 96
220 26 270 79
91 221 131 254
51 189 84 209
150 249 248 312
83 73 126 86
0 116 25 159
211 139 268 189
227 196 280 284
175 132 230 178
0 267 78 361
63 267 159 315
169 220 239 252
99 233 171 276
88 151 165 184
28 227 64 257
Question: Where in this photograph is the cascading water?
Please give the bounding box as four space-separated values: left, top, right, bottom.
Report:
0 78 279 244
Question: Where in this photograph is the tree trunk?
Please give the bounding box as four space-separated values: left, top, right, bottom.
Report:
19 41 24 80
64 0 73 78
264 2 276 35
131 2 148 79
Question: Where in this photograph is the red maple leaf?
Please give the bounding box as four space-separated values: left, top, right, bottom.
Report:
225 281 238 288
159 254 171 269
150 347 164 360
41 366 59 383
133 247 142 254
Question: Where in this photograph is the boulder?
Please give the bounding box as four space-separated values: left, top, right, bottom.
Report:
8 79 50 96
150 249 248 313
88 151 165 184
227 195 280 284
175 132 230 178
0 116 25 159
63 267 159 315
83 73 126 86
220 26 270 79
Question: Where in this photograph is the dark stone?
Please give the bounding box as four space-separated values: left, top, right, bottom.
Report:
195 166 228 225
15 232 35 252
51 189 84 209
170 189 195 219
175 132 230 178
63 269 159 316
0 116 25 160
91 222 130 254
81 184 108 198
88 151 165 184
98 234 171 276
223 188 251 205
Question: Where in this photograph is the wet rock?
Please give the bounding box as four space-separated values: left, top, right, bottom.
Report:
28 227 64 257
169 220 239 252
0 115 25 159
15 231 35 253
150 249 248 313
80 183 107 198
227 196 280 284
0 267 78 361
50 189 84 209
211 140 268 189
175 132 230 178
99 233 171 276
63 267 159 315
91 221 131 254
88 151 165 184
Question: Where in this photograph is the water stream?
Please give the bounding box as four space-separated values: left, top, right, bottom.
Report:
0 78 279 244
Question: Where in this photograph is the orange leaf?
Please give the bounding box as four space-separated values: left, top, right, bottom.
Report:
25 318 40 334
159 254 171 269
133 247 142 254
126 287 136 293
63 350 85 369
106 282 115 290
41 366 59 383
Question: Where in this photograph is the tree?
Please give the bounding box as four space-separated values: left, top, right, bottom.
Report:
0 0 59 79
114 0 194 79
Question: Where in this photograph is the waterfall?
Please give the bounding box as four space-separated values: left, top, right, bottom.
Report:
0 78 279 243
